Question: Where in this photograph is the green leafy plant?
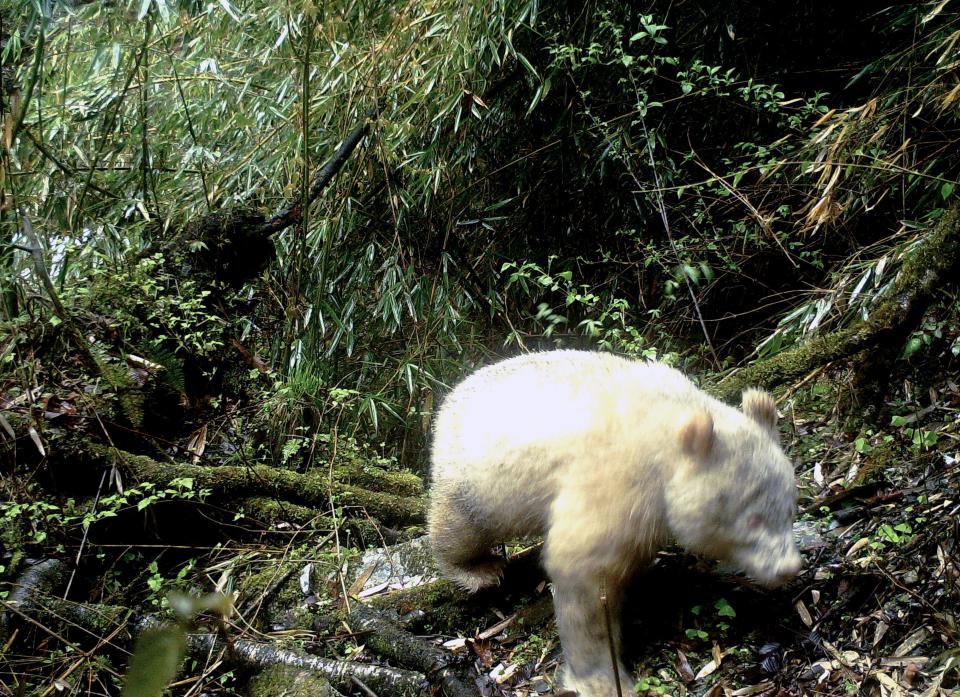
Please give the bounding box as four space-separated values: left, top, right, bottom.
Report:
890 414 938 452
123 592 232 697
635 674 670 695
902 318 945 359
0 479 208 557
500 258 666 359
685 598 737 641
876 522 913 546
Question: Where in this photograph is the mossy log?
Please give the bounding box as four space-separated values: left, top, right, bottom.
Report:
15 594 423 696
0 559 68 642
713 201 960 402
182 630 425 695
363 548 550 635
347 603 480 697
55 436 425 528
247 664 342 697
112 449 424 528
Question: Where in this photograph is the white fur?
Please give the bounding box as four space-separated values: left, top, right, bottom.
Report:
429 350 801 696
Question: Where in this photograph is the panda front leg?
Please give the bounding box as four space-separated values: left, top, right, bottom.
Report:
544 500 638 697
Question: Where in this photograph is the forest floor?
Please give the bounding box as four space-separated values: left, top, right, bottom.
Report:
2 357 959 697
453 379 959 697
234 367 960 697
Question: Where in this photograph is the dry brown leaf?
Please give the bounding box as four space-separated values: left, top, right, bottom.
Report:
873 620 890 647
822 640 858 668
813 462 825 486
875 670 904 697
901 662 921 688
817 160 843 192
186 425 208 464
795 599 813 627
694 659 718 681
712 642 724 667
846 537 872 557
676 649 696 683
811 121 838 146
467 638 495 668
812 659 833 685
28 425 45 456
356 581 390 598
932 28 960 66
923 0 951 23
347 562 379 598
491 663 518 685
126 354 164 372
893 627 929 657
703 682 727 697
879 656 928 668
442 637 467 651
812 108 836 128
4 94 23 149
939 82 960 112
917 654 953 697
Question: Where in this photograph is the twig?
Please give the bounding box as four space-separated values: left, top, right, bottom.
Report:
694 156 797 267
181 631 425 695
18 212 101 375
348 603 480 697
261 107 378 235
21 129 118 199
630 119 720 368
600 584 623 697
64 469 108 600
351 676 380 697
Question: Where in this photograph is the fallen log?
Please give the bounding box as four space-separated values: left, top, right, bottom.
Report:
180 629 425 695
0 558 67 641
9 588 426 697
53 436 425 528
348 603 480 697
247 664 343 697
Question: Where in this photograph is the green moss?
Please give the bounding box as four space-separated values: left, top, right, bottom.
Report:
65 438 426 527
713 203 960 404
236 543 366 631
240 498 328 529
246 664 337 697
851 440 901 487
363 578 482 634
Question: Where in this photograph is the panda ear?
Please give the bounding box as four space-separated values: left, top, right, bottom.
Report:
742 388 778 432
679 410 714 461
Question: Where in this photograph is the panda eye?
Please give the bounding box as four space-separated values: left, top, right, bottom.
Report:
746 514 764 530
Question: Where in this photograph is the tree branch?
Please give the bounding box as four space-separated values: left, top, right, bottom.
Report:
713 201 960 401
260 108 377 235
